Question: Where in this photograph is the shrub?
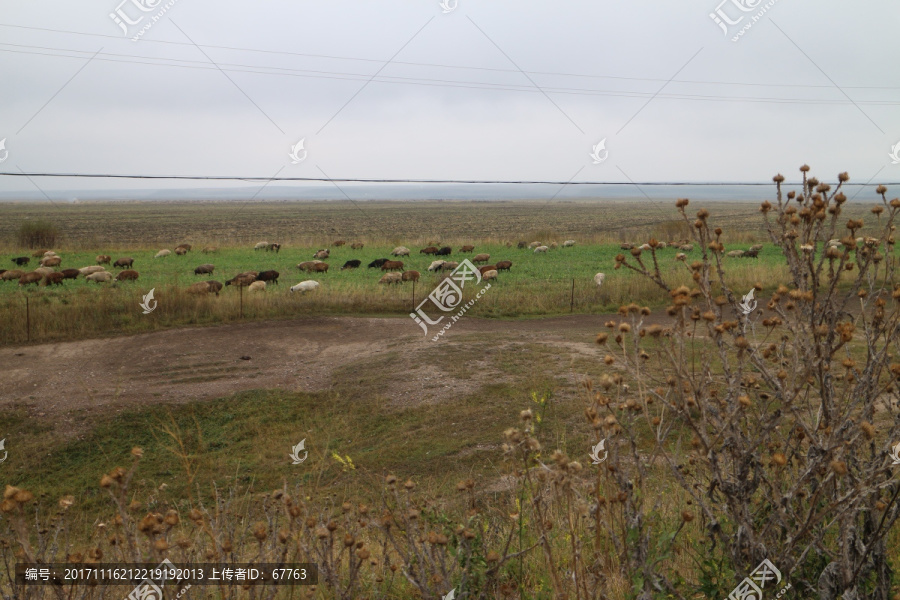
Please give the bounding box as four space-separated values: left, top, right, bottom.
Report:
16 220 59 249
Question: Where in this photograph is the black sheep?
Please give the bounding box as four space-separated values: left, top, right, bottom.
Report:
341 260 362 270
368 258 389 268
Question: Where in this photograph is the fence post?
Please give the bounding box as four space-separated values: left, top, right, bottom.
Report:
570 278 575 312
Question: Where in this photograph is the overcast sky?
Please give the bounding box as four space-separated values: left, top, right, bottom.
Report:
1 0 899 197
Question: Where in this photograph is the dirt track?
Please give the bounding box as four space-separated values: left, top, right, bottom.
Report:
1 315 622 435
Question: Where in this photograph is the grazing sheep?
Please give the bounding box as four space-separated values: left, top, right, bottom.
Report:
116 270 139 282
31 249 49 257
726 250 745 258
155 249 171 258
391 246 411 257
60 268 80 280
266 242 281 253
427 260 446 272
43 251 58 257
679 244 693 252
401 270 420 282
594 273 605 287
254 242 269 251
201 246 218 254
40 256 62 268
248 281 267 292
478 265 497 276
207 280 223 295
459 245 475 253
341 260 361 270
549 242 558 250
96 255 111 265
435 246 452 256
743 248 760 258
749 244 764 252
350 242 364 250
379 273 402 285
11 257 29 266
225 273 257 287
33 267 54 277
333 240 346 247
528 241 542 249
472 253 491 264
381 260 404 271
440 261 459 271
290 280 320 293
368 258 390 269
827 239 841 247
495 260 513 272
311 262 330 274
1 269 24 281
313 249 330 259
175 247 188 256
517 241 527 249
187 281 213 295
505 242 513 248
419 246 439 255
175 244 192 253
639 243 652 251
113 257 134 268
18 272 43 286
534 245 549 253
297 261 323 272
194 264 215 276
482 269 498 281
563 240 576 247
79 265 106 276
44 272 65 286
257 270 280 284
86 271 113 283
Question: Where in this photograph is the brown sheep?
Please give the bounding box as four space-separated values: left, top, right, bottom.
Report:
175 244 192 252
186 281 212 294
1 269 25 281
60 268 80 279
33 267 54 277
313 249 330 259
113 257 134 268
333 240 346 246
379 272 402 285
207 281 223 295
472 253 490 264
44 272 65 286
116 270 139 282
478 265 497 276
96 255 111 265
201 246 218 254
420 246 439 255
459 245 475 253
257 270 280 284
495 260 513 272
401 270 420 283
350 242 364 250
266 243 281 253
439 261 459 271
175 247 188 256
31 249 49 257
311 262 330 274
40 256 62 268
482 269 499 281
297 261 323 272
225 273 257 287
18 272 43 286
381 260 404 271
194 264 215 276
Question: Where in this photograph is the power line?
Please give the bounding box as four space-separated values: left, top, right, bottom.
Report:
2 22 898 92
1 172 897 186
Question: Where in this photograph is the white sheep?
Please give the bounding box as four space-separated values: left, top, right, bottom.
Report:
391 246 411 257
594 272 605 288
155 249 171 258
43 251 58 257
534 245 549 254
249 281 267 292
482 269 498 281
86 271 113 283
79 265 106 275
563 240 576 247
254 242 269 251
427 260 446 272
290 280 320 293
639 243 651 251
528 241 542 249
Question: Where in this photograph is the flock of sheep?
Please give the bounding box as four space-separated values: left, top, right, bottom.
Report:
1 250 139 286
